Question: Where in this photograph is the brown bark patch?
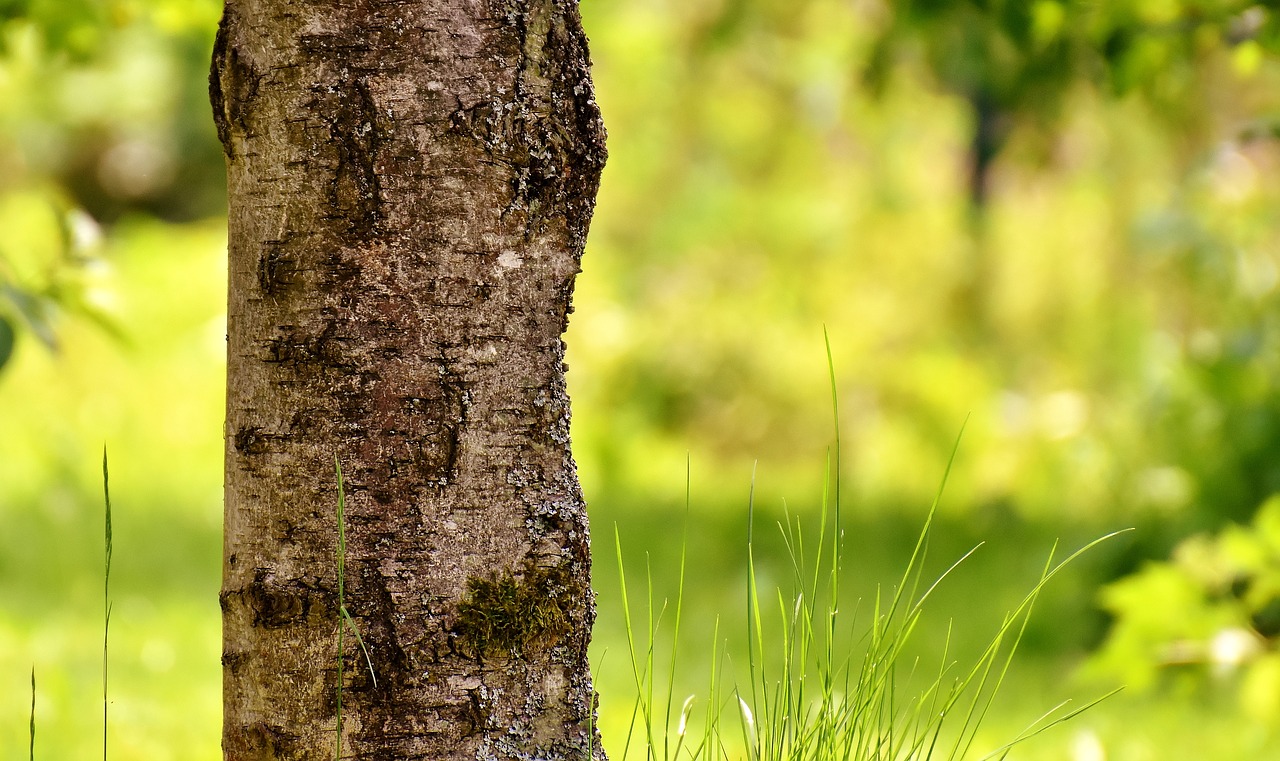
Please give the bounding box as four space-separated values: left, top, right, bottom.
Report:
209 6 261 157
226 721 300 761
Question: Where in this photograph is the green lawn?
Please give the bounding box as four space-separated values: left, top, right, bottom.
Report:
1 218 1277 760
4 474 1277 759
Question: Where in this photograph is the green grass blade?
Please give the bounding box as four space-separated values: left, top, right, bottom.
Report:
589 651 606 761
645 554 660 758
614 523 650 759
332 458 382 752
342 606 378 688
740 461 772 761
977 688 1125 760
30 667 35 761
335 456 347 761
662 455 692 761
822 327 841 604
102 447 112 761
886 418 967 632
908 542 984 616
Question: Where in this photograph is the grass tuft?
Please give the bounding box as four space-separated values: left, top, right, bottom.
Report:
609 349 1125 761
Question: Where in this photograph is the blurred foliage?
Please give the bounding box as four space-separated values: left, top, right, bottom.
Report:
0 0 221 372
1089 493 1280 720
0 5 224 754
1 0 1280 758
866 1 1280 201
572 0 1280 539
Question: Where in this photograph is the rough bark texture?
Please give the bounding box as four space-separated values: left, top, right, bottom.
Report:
211 1 606 759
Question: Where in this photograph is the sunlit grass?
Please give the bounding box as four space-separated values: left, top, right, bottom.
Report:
608 438 1123 761
1 460 1276 761
605 344 1123 761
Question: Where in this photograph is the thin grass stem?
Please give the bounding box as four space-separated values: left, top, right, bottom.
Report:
615 524 646 759
822 327 841 606
335 456 347 761
30 667 35 761
662 455 692 761
102 448 112 761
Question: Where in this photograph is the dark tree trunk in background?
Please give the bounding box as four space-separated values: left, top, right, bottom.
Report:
210 1 606 758
953 88 1010 337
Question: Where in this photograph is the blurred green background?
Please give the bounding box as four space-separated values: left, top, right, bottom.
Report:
4 0 1280 758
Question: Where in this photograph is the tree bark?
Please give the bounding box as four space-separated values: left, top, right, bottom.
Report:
210 1 606 759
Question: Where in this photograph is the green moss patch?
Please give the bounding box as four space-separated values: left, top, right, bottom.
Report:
453 561 580 658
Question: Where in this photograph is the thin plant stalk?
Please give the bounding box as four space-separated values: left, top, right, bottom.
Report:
662 456 691 761
102 448 112 761
742 462 763 761
822 327 841 609
614 457 722 761
335 456 347 761
331 459 378 761
646 553 657 757
614 523 643 758
30 667 35 761
590 650 607 761
616 528 672 760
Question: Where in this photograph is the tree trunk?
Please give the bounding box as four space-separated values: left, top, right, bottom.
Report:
210 1 607 759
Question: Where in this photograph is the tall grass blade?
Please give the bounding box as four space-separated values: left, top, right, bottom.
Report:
335 456 347 761
662 455 692 761
645 553 659 758
976 687 1125 761
341 607 378 687
102 447 112 761
614 524 645 759
589 651 604 761
742 462 763 761
822 327 841 602
889 418 968 632
332 458 377 756
29 667 35 761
